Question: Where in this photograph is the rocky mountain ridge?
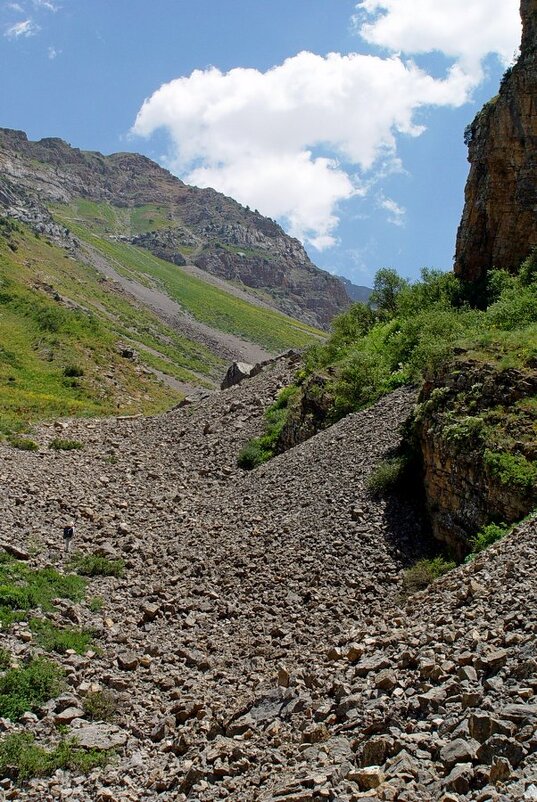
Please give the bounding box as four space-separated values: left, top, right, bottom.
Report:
0 128 350 329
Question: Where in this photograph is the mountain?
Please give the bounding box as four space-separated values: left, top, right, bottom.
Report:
455 0 537 282
0 128 350 329
337 274 372 303
0 128 336 429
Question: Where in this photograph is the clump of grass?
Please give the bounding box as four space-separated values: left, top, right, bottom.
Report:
465 521 510 562
83 689 117 722
49 438 84 451
29 619 93 655
70 553 124 578
237 386 297 470
237 440 272 470
8 437 39 452
63 365 84 378
0 657 63 721
88 596 104 612
366 455 410 497
402 556 456 596
0 732 110 782
0 647 11 669
0 553 86 628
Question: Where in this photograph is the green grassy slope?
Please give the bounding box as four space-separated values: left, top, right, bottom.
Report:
54 201 323 353
0 221 225 433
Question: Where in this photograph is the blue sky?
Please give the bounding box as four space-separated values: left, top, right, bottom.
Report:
1 0 521 285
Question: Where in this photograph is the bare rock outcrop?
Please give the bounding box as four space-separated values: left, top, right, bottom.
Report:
454 0 537 283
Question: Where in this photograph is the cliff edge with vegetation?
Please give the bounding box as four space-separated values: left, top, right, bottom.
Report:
455 0 537 284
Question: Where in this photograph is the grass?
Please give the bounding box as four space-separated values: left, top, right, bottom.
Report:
0 224 220 433
83 689 117 722
0 647 11 669
49 438 84 451
29 618 93 655
237 386 298 469
402 556 456 595
9 437 39 451
366 455 411 497
70 553 124 578
0 657 64 721
0 731 110 782
0 551 86 627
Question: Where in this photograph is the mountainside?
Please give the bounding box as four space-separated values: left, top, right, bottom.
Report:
454 0 537 283
0 132 328 431
0 128 350 329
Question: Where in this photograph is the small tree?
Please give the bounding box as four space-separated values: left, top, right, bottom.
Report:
369 268 408 317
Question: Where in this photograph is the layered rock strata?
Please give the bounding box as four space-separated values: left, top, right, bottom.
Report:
454 0 537 283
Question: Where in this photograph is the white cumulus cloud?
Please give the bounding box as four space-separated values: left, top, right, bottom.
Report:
133 1 520 251
356 0 520 72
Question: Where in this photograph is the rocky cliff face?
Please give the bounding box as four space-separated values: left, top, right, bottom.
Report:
414 358 537 556
454 0 537 283
0 128 350 328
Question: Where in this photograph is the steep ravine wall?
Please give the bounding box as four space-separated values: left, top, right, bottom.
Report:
454 0 537 283
414 359 537 557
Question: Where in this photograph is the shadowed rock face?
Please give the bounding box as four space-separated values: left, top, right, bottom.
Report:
454 0 537 283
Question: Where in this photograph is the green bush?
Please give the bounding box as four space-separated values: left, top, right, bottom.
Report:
402 557 456 595
9 437 39 451
0 657 63 721
83 689 117 722
366 456 409 497
70 553 124 578
49 438 84 451
0 732 110 782
465 522 509 562
29 619 93 655
484 450 537 491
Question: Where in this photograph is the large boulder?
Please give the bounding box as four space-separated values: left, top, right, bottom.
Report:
220 361 254 390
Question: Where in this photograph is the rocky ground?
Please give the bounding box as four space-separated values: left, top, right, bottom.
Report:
0 355 535 801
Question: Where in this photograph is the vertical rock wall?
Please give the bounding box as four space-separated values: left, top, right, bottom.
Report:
454 0 537 283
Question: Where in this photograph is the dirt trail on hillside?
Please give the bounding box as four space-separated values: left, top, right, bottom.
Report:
1 358 536 801
81 242 274 366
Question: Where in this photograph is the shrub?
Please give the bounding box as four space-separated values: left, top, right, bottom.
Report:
484 450 537 492
0 657 63 721
29 619 93 655
402 557 456 595
83 689 117 722
366 456 409 497
62 365 85 378
70 553 124 578
9 437 38 452
49 438 84 451
465 522 510 562
0 732 110 782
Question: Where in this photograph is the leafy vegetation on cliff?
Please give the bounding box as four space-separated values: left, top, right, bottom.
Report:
241 262 537 467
